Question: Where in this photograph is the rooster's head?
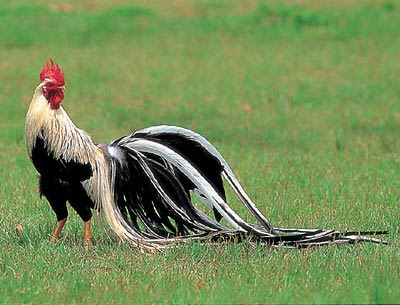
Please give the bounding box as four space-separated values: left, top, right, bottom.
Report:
40 59 66 109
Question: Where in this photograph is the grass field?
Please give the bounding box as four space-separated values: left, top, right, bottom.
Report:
1 0 399 303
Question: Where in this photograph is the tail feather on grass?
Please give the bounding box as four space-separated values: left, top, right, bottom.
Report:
93 125 388 249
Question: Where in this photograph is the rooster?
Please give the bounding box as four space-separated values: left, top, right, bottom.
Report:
25 59 387 250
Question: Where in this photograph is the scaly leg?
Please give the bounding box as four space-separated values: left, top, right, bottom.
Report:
50 217 67 243
83 220 91 250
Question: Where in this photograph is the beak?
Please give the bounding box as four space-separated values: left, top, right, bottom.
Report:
58 85 67 91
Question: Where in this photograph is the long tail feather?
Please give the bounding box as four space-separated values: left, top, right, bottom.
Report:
95 125 388 249
133 125 276 233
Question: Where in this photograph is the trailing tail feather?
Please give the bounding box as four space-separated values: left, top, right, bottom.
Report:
93 125 387 249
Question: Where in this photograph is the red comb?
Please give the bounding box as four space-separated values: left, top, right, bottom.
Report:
39 58 65 85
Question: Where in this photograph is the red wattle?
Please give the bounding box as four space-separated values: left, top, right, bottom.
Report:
44 89 64 109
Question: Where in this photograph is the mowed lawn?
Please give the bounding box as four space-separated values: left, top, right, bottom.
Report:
0 0 399 303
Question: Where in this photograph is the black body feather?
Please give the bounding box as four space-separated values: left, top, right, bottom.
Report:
32 136 93 222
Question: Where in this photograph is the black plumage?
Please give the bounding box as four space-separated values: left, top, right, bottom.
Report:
31 135 92 182
32 136 93 222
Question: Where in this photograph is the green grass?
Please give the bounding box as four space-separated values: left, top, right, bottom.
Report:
1 0 399 303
